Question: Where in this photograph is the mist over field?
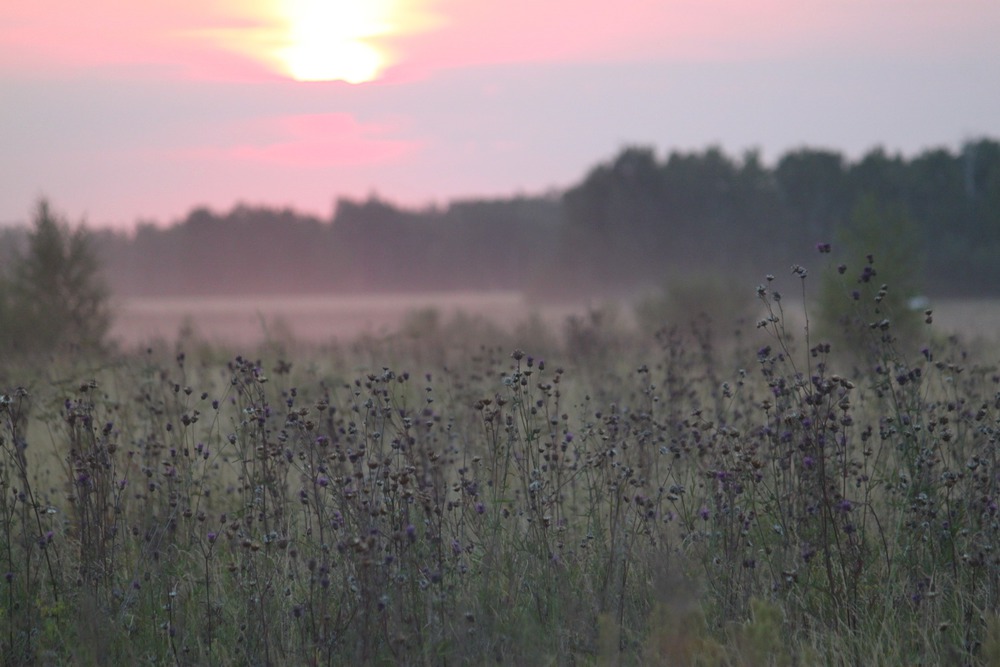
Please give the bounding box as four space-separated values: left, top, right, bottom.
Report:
65 141 1000 338
5 139 1000 346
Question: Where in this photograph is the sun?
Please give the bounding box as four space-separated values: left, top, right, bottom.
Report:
276 1 396 83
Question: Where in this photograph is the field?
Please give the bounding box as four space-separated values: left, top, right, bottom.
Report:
4 284 1000 665
108 292 586 348
108 293 1000 349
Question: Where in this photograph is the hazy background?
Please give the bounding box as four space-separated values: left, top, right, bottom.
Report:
3 1 1000 228
3 1 1000 345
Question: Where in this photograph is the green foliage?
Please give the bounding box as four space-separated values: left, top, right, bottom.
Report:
0 199 112 354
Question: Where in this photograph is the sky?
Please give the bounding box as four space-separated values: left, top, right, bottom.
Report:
2 0 999 230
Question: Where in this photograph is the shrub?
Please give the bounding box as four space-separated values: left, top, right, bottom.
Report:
1 199 112 354
634 272 754 336
816 195 924 363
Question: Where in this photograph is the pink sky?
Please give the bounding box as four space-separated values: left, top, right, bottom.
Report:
2 0 999 229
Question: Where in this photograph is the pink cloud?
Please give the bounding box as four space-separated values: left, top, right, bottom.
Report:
381 0 1000 80
0 0 285 79
171 113 423 167
4 0 997 83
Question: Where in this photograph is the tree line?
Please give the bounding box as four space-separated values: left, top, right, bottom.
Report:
6 138 1000 303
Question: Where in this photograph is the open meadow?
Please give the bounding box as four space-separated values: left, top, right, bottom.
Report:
4 279 1000 665
107 291 1000 350
108 292 587 349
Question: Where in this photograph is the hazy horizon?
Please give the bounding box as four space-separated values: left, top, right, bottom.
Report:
3 1 999 231
1 133 995 232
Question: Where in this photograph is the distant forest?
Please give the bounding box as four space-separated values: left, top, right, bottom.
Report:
7 139 1000 298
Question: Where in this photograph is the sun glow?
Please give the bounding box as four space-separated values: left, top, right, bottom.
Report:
276 1 396 83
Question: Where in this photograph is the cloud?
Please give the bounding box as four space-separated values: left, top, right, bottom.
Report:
169 113 423 167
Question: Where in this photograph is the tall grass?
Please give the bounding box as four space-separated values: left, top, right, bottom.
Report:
2 261 1000 665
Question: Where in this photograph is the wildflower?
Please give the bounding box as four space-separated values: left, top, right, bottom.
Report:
699 506 710 521
816 242 831 254
207 532 217 544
